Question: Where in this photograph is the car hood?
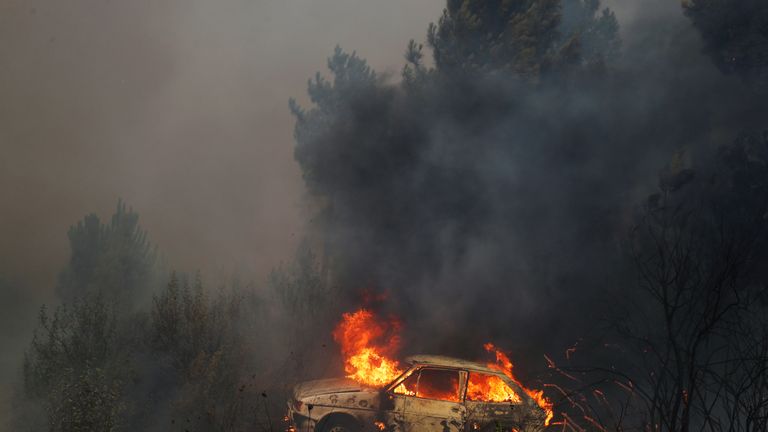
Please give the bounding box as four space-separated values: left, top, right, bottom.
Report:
294 377 374 399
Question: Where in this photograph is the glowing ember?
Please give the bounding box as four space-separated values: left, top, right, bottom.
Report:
332 308 403 387
484 343 554 426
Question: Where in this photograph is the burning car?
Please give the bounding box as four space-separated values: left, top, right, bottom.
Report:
286 355 549 432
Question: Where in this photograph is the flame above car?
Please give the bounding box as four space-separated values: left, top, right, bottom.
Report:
332 308 403 387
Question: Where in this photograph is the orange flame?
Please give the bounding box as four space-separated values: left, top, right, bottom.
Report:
466 373 523 403
484 343 554 426
332 308 403 387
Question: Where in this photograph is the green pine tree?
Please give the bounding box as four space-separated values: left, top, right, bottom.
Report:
56 200 158 310
426 0 619 77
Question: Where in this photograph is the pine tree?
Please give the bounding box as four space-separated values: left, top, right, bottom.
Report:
56 200 158 310
684 0 768 87
426 0 619 77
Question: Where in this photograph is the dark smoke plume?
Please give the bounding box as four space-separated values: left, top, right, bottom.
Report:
290 0 767 372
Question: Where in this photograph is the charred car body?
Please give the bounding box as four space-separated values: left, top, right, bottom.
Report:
287 355 547 432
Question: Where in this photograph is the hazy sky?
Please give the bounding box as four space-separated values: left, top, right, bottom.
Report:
0 0 446 298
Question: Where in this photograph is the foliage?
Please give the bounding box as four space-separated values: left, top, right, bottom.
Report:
15 194 329 432
56 200 158 309
532 134 768 431
622 132 768 431
426 0 619 76
289 46 389 197
19 272 281 432
684 0 768 87
22 293 127 432
136 273 265 432
266 244 340 385
269 246 327 318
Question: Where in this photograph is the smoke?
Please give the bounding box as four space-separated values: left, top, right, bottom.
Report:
1 0 766 428
290 0 767 376
0 0 441 424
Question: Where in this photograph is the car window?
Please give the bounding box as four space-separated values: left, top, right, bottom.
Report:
415 368 461 402
466 372 522 403
392 368 462 402
393 371 418 396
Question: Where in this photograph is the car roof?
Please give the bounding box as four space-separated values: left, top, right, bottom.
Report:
405 355 501 374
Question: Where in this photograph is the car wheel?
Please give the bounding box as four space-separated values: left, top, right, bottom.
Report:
321 417 359 432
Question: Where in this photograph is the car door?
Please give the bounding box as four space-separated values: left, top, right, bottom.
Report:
387 368 419 432
463 371 528 432
401 367 467 432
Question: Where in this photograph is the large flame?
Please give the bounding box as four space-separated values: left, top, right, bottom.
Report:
332 308 403 387
484 343 554 426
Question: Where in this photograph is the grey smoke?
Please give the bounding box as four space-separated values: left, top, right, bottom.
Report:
288 0 766 379
1 0 764 426
0 0 440 422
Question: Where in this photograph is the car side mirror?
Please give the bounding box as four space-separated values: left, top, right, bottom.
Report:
380 390 395 411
